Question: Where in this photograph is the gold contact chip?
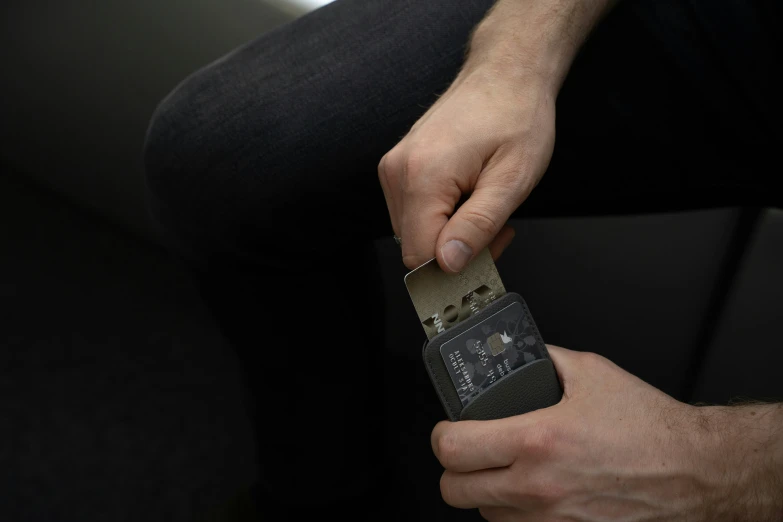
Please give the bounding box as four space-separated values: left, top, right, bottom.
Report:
487 332 506 356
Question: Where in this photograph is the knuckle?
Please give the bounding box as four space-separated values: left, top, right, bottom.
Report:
399 152 430 197
401 179 418 198
434 432 460 469
403 149 426 176
377 154 388 179
579 351 608 370
494 163 525 185
520 423 560 458
402 253 429 270
439 473 458 507
379 151 401 184
461 207 501 236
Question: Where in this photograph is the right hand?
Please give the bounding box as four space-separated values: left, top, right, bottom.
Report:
378 0 620 272
378 64 557 272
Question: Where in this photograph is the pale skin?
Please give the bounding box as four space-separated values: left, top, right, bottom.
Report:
378 0 617 272
432 346 783 521
377 0 783 519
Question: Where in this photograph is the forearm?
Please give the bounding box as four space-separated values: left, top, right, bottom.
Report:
465 0 619 91
701 403 783 521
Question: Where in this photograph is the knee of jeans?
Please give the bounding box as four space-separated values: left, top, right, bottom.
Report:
143 65 286 261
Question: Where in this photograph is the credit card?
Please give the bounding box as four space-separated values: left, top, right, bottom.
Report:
440 301 545 406
404 248 506 339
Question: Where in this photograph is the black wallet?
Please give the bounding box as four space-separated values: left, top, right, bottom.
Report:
422 292 562 421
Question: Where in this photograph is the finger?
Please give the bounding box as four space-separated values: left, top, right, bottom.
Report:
431 419 523 473
398 149 480 269
544 344 589 400
545 344 589 382
488 225 515 261
400 194 451 269
543 345 572 374
435 179 523 274
546 344 620 401
377 152 402 236
440 468 515 509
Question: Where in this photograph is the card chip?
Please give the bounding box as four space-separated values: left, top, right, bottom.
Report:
440 302 543 407
487 332 506 356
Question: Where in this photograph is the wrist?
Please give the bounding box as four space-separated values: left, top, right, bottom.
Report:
465 0 617 95
689 404 783 521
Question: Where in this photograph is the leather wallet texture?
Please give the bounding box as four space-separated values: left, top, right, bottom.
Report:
422 292 562 421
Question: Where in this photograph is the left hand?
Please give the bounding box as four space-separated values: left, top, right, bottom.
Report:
431 346 772 521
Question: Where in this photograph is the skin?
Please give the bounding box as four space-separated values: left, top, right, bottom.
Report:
378 0 617 272
377 1 783 519
431 346 783 521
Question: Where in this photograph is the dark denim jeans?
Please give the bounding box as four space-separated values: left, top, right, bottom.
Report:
143 0 780 518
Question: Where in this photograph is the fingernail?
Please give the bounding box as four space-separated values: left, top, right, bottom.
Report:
441 240 473 272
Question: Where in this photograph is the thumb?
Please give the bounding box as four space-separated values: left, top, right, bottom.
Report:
544 345 579 385
545 345 599 401
435 183 518 273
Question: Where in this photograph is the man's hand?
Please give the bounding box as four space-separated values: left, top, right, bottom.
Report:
378 0 617 271
431 346 783 521
378 63 553 271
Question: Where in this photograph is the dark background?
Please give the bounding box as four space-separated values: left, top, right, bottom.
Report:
1 1 781 521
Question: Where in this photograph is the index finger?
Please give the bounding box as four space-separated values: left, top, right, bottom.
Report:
398 150 476 269
399 191 451 269
431 418 522 473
